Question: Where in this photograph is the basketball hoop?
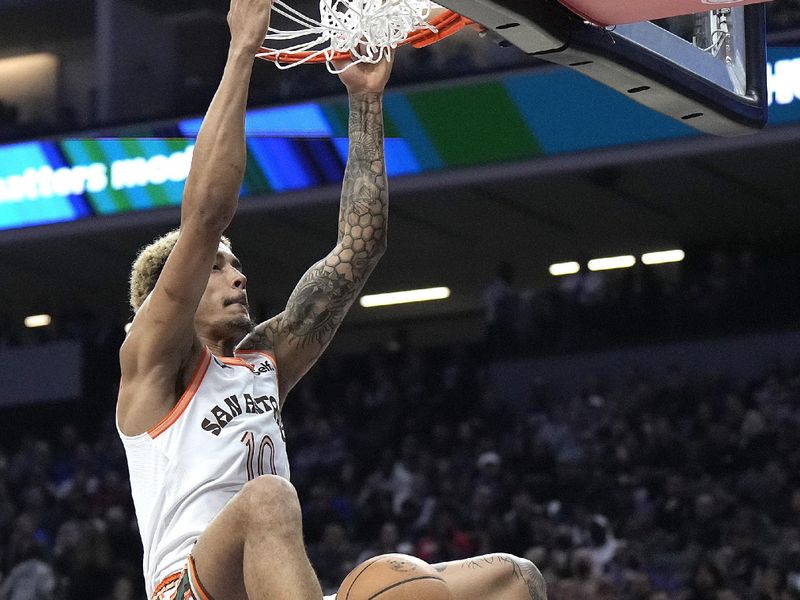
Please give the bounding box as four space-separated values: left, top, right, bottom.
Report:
256 1 473 73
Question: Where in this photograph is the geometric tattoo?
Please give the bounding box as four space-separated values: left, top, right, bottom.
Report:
237 92 388 375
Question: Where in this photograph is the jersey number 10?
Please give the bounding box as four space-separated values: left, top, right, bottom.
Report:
240 431 277 480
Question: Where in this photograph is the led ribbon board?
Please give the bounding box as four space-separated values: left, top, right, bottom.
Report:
0 47 798 231
180 102 430 191
767 47 800 124
0 142 91 230
58 139 195 215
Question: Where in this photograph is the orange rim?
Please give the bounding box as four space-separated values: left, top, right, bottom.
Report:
256 10 472 65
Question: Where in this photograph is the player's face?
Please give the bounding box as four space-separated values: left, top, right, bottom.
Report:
195 244 255 339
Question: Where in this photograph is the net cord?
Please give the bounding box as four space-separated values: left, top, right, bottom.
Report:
257 0 439 73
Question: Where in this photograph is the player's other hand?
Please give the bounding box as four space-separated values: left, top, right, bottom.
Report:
334 51 394 95
228 0 273 53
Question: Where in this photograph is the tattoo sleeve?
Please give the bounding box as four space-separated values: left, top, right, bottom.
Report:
336 92 389 246
285 92 387 346
239 92 388 389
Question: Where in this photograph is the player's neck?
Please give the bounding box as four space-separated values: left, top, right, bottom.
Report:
201 335 239 358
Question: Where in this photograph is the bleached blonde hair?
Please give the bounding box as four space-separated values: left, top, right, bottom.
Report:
129 228 231 312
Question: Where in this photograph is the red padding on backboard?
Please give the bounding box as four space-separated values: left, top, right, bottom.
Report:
557 0 771 27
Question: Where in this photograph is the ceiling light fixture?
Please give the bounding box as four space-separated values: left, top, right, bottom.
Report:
588 255 636 271
360 287 451 308
642 249 685 265
549 262 581 276
24 314 52 328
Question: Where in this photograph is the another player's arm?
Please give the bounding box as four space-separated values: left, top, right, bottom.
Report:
238 58 392 400
118 0 272 431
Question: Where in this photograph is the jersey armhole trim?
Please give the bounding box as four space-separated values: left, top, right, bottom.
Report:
234 349 277 363
217 355 255 371
234 350 279 384
148 347 212 439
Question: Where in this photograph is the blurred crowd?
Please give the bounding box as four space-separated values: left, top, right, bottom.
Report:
2 329 800 599
483 242 800 358
0 421 140 600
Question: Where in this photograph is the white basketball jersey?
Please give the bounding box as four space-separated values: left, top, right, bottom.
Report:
118 347 289 597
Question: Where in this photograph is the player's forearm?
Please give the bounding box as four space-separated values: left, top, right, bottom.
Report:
336 91 389 260
181 45 255 231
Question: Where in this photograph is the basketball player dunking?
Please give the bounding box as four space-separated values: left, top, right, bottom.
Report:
117 0 545 599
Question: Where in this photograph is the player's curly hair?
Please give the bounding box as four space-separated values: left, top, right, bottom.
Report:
129 228 232 312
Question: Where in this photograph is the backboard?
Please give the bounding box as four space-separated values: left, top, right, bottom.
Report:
438 0 769 136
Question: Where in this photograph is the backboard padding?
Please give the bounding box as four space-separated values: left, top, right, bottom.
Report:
557 0 772 27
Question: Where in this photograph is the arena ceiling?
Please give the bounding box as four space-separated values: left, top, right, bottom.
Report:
2 122 799 349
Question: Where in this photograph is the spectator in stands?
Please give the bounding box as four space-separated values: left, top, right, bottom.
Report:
483 261 521 356
557 262 607 349
355 521 413 564
0 539 55 600
308 523 358 592
0 101 18 138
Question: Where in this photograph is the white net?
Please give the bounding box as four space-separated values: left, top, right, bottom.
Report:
257 0 442 73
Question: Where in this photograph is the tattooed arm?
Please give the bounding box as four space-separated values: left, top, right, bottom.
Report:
432 554 547 600
238 56 392 401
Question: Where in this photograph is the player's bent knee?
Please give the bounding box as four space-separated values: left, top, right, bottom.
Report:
236 475 301 532
241 474 298 502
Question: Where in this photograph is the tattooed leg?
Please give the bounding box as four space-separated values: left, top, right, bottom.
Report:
431 554 547 600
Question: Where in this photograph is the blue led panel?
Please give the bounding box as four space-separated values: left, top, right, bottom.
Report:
0 142 91 231
766 47 800 125
179 103 334 137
